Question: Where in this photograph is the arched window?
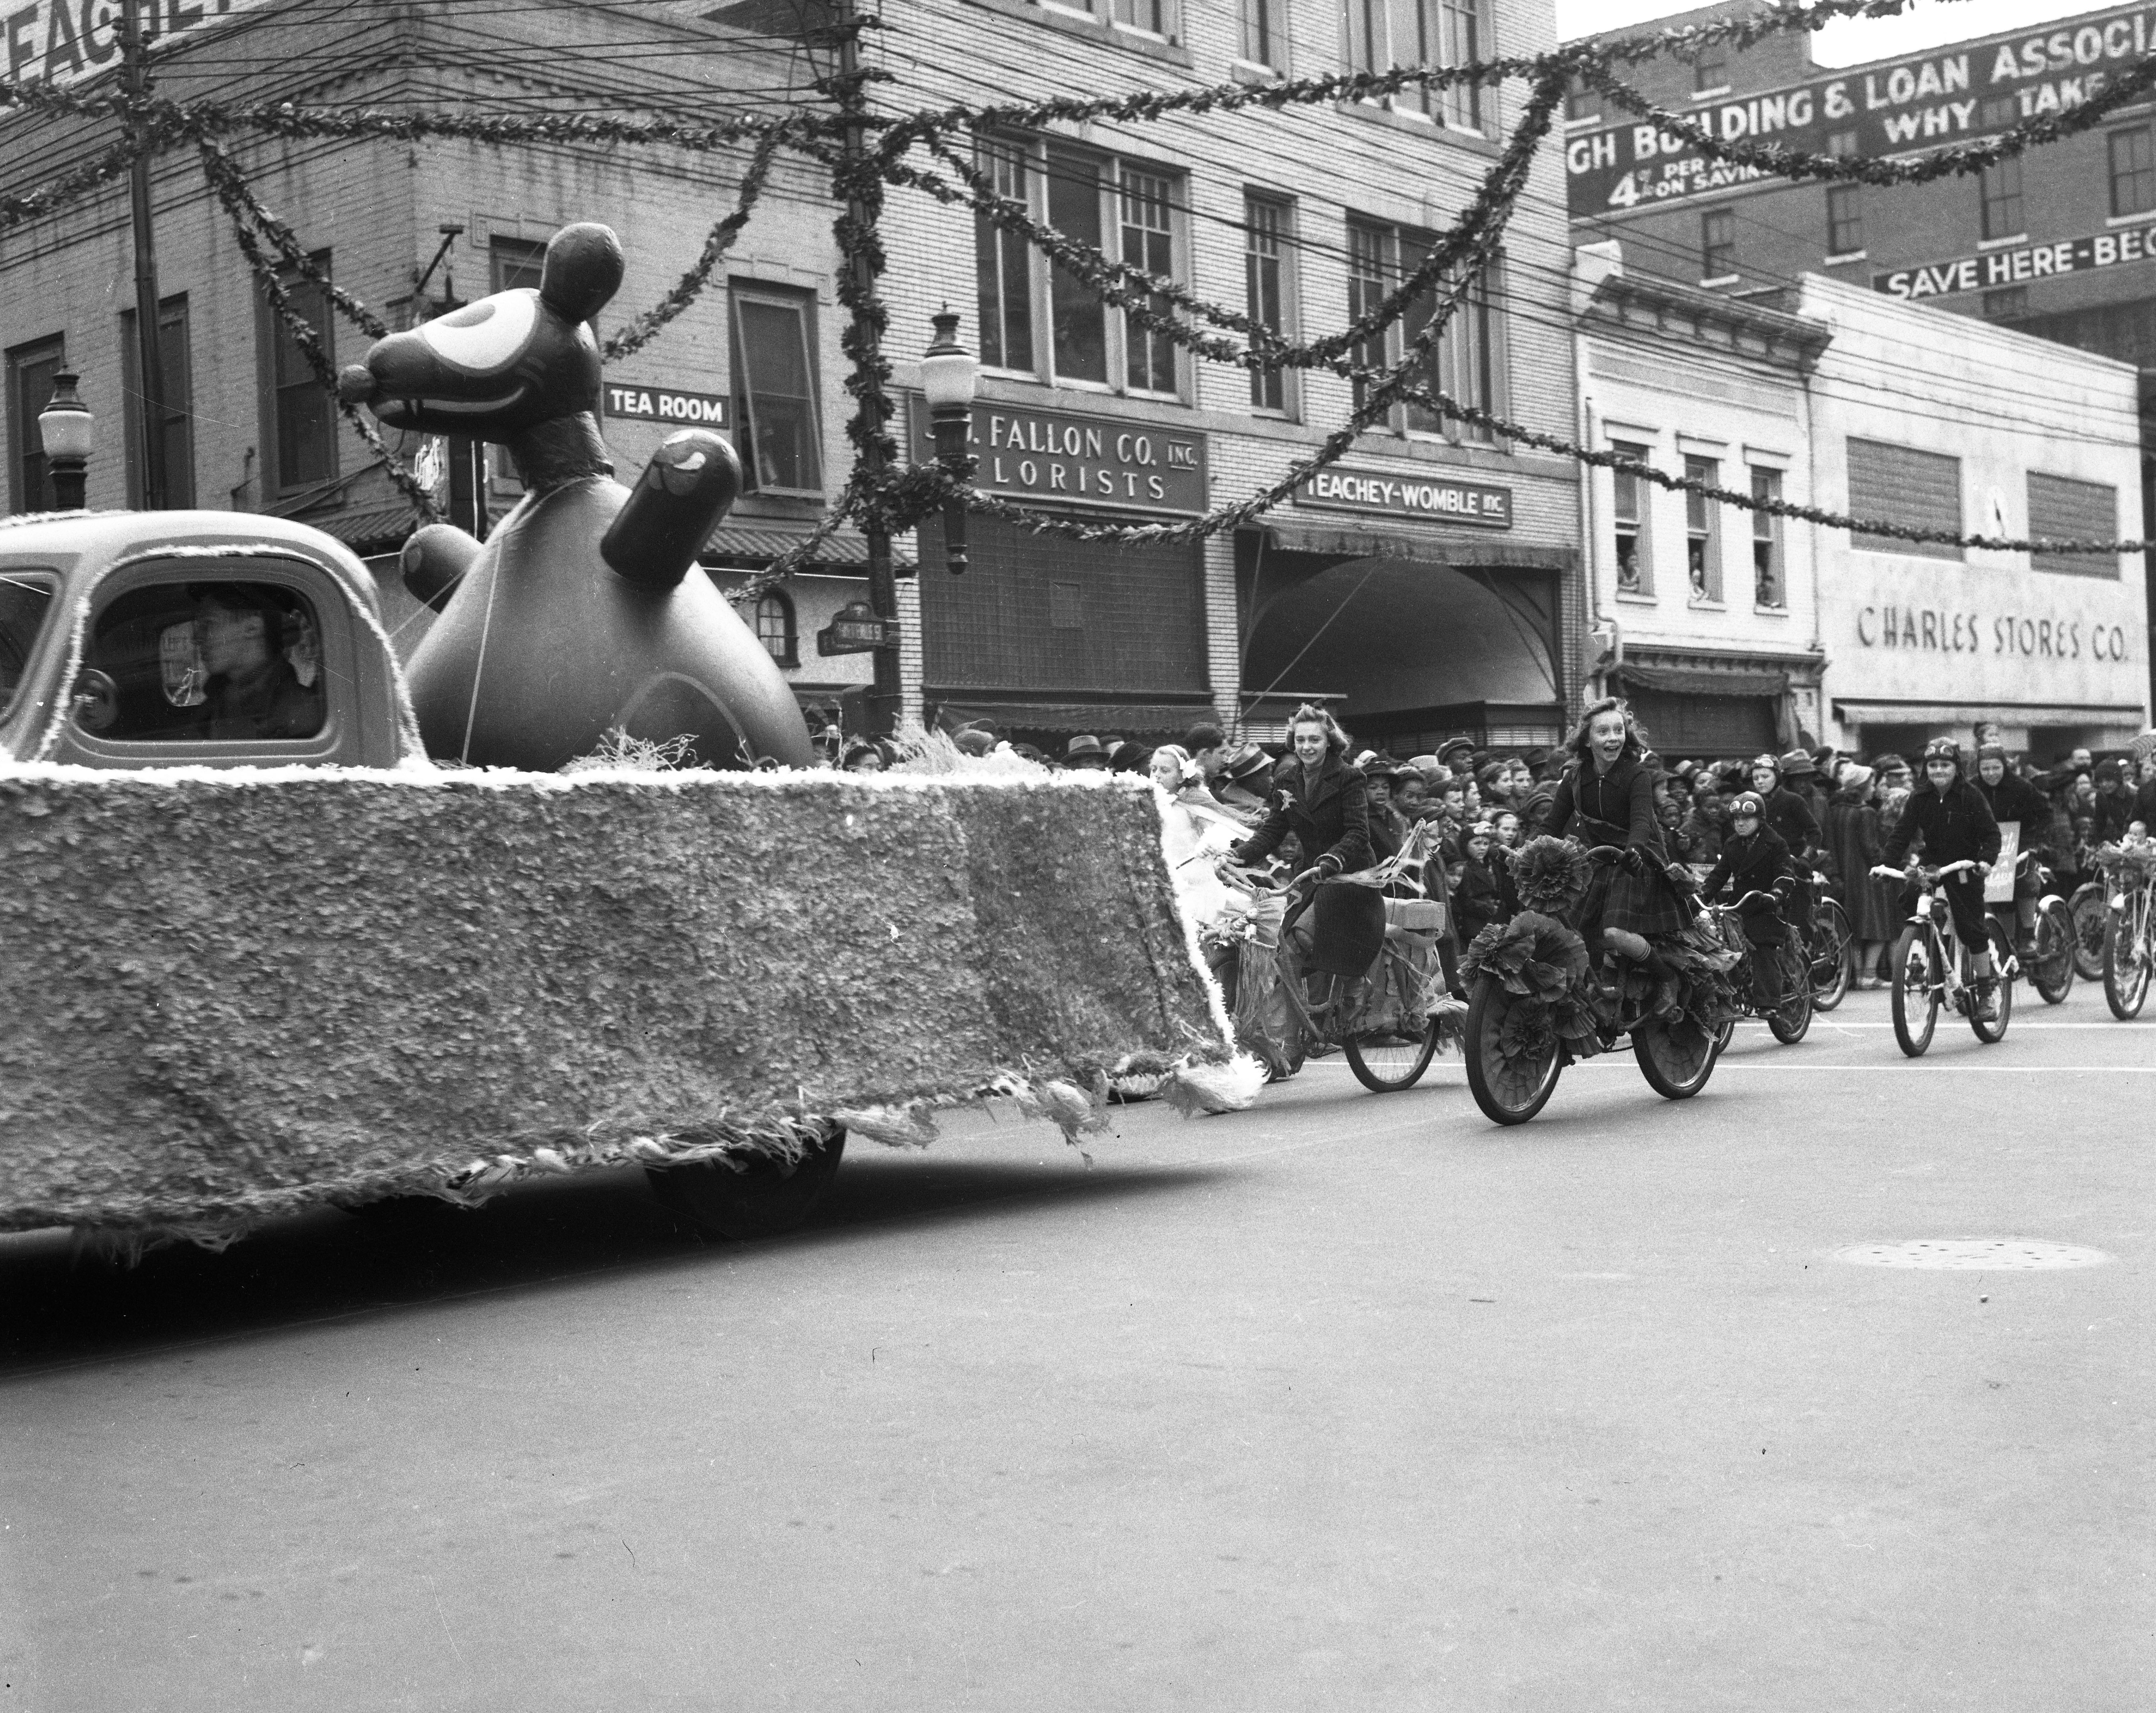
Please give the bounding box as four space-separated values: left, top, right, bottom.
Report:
754 589 796 667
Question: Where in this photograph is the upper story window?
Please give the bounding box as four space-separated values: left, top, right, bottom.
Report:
491 236 546 294
6 334 64 514
261 254 337 496
1691 38 1728 93
1825 185 1862 257
1684 456 1720 600
1700 209 1736 281
2027 472 2120 578
1344 0 1490 132
972 135 1187 400
1244 193 1295 416
2110 126 2155 218
1345 215 1502 443
1611 441 1651 596
1847 438 1962 561
729 283 823 496
121 294 195 510
1979 158 2024 240
1751 467 1784 608
1037 0 1179 38
1238 0 1284 68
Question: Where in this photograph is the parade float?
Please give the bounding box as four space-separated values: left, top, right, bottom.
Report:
0 224 1246 1253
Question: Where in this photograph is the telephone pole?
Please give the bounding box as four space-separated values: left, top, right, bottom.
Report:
122 0 169 510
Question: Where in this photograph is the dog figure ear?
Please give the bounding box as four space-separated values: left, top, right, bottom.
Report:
540 223 625 323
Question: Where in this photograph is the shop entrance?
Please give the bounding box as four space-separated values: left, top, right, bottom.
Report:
1238 547 1563 753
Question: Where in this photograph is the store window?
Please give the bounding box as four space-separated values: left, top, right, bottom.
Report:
1751 467 1783 608
1244 194 1294 415
1612 442 1651 596
78 580 326 743
969 137 1187 399
729 284 822 495
1684 457 1720 599
754 590 797 665
1345 214 1503 441
1238 0 1283 66
1847 437 1962 561
6 334 64 514
1700 209 1735 281
2111 127 2156 218
2026 472 2119 578
1979 158 2024 240
261 255 337 496
1825 185 1863 257
120 295 195 510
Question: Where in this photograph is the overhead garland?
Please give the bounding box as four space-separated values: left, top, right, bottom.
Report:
0 0 2148 558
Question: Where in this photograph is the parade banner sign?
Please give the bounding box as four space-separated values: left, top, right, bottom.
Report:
0 770 1221 1237
1292 464 1515 530
1874 217 2156 300
1987 821 2022 904
3 0 268 85
1567 5 2156 215
909 396 1207 516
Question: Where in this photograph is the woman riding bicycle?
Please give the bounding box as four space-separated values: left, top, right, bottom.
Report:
1544 697 1696 1018
1972 741 2054 958
1874 737 2003 1016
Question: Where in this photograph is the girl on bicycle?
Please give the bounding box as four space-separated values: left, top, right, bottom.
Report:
1701 792 1793 1005
1544 698 1696 1016
1874 737 2003 1014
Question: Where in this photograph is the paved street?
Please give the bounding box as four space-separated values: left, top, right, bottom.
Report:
5 985 2153 1712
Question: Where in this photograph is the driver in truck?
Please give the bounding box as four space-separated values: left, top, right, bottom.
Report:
190 584 324 743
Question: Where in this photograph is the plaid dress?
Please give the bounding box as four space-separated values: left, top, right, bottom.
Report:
1547 757 1695 939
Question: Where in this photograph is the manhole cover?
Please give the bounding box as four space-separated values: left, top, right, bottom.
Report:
1834 1239 2111 1271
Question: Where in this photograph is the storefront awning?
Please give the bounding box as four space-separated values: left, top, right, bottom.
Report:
1259 517 1577 572
1620 662 1790 698
928 698 1216 737
1833 698 2147 727
702 523 913 570
292 501 422 554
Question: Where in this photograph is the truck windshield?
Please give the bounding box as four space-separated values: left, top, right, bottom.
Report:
0 570 56 721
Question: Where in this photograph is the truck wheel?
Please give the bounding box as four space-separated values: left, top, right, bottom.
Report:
648 1124 846 1240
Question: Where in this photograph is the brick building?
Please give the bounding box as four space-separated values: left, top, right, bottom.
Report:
0 0 885 719
876 0 1584 750
1564 0 2156 717
1 0 1585 750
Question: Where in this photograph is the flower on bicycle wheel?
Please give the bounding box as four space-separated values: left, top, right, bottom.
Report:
1511 835 1593 916
1460 910 1591 1005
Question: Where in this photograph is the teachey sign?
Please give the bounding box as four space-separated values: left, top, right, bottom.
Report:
4 0 267 84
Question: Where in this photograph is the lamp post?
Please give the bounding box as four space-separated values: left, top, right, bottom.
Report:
920 308 978 575
37 372 95 511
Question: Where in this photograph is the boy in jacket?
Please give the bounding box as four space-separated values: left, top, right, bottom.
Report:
1701 792 1793 1005
1877 737 2003 1014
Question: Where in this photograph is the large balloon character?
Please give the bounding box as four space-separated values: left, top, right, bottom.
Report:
337 221 814 771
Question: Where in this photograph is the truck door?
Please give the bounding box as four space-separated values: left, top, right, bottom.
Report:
48 557 384 769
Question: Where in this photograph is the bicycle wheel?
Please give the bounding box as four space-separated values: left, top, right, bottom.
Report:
2102 892 2152 1020
2031 899 2076 1005
1462 976 1563 1125
1767 943 1814 1044
1970 921 2013 1044
1809 898 1852 1011
2069 882 2109 981
1632 1016 1719 1099
1345 1021 1439 1092
1889 924 1939 1058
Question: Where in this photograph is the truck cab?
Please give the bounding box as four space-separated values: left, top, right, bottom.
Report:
0 511 421 769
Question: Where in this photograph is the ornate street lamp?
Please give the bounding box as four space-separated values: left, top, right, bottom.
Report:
920 308 977 575
37 372 95 511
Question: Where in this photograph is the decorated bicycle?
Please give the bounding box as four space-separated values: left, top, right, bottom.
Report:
1460 701 1741 1127
1697 791 1813 1047
2094 835 2156 1020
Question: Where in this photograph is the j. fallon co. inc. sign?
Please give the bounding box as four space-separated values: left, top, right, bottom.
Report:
1294 465 1515 530
909 397 1207 516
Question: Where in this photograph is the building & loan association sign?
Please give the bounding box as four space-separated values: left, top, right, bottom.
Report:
1293 464 1515 529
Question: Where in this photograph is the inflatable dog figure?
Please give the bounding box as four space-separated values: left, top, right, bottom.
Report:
337 221 813 770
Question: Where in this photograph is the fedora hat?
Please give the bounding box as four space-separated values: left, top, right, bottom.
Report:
1064 733 1105 761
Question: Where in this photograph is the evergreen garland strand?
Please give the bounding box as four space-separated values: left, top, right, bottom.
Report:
603 128 786 362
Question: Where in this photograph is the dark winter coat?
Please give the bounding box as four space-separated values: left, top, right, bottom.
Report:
1882 777 2002 871
1757 784 1820 857
1234 753 1372 878
1452 852 1507 941
1975 772 2055 859
1826 791 1899 943
1703 824 1791 905
1546 753 1694 938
